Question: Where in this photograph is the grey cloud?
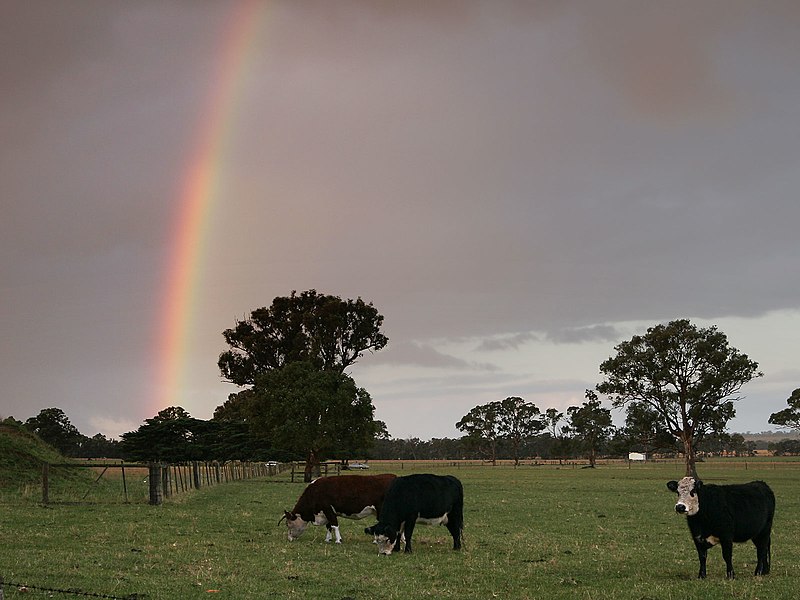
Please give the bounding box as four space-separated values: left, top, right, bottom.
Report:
367 342 498 372
475 332 540 352
545 325 623 345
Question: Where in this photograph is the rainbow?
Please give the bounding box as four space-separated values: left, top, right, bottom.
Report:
151 0 265 418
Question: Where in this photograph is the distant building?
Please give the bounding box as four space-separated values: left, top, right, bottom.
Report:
628 452 646 461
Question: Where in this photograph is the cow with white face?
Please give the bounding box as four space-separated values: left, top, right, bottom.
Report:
280 473 396 544
671 476 701 516
367 473 464 555
667 476 775 579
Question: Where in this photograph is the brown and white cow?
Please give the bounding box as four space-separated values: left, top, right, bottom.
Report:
280 473 396 543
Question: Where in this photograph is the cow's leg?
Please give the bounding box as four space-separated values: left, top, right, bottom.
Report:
322 508 341 544
446 520 462 550
753 534 771 576
447 506 463 550
331 525 342 543
693 539 708 579
402 521 415 553
721 539 735 579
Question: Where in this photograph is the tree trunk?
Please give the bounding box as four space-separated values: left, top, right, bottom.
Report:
304 450 320 483
682 434 698 478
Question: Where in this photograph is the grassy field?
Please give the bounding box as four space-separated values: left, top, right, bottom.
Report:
1 460 799 599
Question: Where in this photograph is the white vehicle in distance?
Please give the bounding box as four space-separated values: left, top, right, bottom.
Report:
344 462 370 470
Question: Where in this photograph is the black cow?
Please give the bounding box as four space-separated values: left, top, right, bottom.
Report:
666 477 775 579
366 473 463 555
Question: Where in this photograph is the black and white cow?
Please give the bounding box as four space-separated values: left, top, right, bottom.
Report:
280 473 396 543
367 473 463 555
666 477 775 579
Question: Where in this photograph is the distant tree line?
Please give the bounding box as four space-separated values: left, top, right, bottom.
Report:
3 408 122 458
8 405 794 466
9 298 799 472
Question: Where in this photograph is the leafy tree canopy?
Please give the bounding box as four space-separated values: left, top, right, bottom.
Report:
616 401 678 455
564 390 615 467
221 361 379 480
24 408 83 456
596 319 761 477
768 388 800 432
456 397 545 465
218 289 388 385
121 406 204 463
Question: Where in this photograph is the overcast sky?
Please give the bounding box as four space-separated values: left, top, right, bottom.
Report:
2 0 799 441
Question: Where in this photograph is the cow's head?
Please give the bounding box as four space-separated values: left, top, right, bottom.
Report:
279 510 308 541
667 477 702 516
368 522 398 556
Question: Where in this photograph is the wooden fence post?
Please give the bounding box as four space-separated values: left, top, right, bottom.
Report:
162 464 171 498
149 463 163 505
192 461 201 489
121 463 129 503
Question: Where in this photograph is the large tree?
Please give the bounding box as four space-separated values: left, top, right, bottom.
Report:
225 361 379 481
564 390 615 468
456 402 501 465
768 388 800 432
456 397 545 466
216 291 388 476
121 406 205 462
218 289 388 385
543 408 571 463
596 319 761 478
495 396 546 466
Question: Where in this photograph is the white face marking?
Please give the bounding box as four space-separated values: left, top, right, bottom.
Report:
285 516 309 541
674 477 700 516
375 534 394 555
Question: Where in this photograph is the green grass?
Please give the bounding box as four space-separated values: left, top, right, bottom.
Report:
1 461 799 599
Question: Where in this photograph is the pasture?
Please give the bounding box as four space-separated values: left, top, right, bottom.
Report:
1 460 798 599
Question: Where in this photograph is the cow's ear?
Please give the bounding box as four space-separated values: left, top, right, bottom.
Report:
666 480 678 492
694 480 703 492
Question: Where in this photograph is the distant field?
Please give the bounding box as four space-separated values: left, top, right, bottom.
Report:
1 459 798 599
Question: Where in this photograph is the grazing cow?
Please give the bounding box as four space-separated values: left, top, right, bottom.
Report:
280 473 396 543
367 473 463 555
666 477 775 579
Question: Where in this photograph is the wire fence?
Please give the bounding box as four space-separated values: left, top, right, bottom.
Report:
0 577 143 599
41 460 287 505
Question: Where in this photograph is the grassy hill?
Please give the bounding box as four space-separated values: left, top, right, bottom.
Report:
0 422 67 492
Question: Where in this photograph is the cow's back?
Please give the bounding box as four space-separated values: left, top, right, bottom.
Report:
383 473 463 520
697 481 775 542
293 473 397 517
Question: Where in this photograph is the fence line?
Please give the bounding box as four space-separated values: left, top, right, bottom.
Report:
42 461 286 506
0 577 142 599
